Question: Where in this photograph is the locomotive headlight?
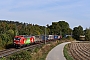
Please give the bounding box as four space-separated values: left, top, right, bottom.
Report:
14 38 16 40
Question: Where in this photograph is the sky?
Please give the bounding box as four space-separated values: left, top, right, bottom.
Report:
0 0 90 29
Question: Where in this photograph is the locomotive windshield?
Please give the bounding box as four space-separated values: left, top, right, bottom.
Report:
14 38 21 40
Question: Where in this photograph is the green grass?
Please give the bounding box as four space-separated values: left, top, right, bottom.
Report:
63 44 73 60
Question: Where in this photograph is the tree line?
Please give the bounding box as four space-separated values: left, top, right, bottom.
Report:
0 20 90 49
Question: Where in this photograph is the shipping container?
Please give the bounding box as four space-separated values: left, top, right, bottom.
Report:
48 35 54 40
41 35 48 40
34 35 42 42
58 35 62 39
54 35 58 39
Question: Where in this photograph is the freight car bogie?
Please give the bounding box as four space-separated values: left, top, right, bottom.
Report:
14 44 23 48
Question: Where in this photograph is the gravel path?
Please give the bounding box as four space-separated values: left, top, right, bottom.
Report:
46 42 71 60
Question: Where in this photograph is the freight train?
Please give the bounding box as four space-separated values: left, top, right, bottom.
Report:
13 35 62 48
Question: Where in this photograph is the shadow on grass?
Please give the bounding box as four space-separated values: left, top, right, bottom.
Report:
5 43 15 49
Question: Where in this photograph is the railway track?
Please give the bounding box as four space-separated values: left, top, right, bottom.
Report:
0 40 56 58
69 42 90 60
0 48 18 58
0 43 44 58
0 48 16 58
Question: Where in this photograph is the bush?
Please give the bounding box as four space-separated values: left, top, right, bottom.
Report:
7 50 31 60
66 36 74 40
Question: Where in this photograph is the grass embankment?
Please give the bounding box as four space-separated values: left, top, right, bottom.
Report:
1 39 74 60
63 44 74 60
31 40 61 60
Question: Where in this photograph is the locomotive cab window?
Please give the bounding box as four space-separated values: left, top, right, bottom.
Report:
14 38 21 40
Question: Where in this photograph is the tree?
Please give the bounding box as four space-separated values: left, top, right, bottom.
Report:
67 28 72 35
47 21 71 37
6 29 15 41
0 36 3 49
1 33 10 47
58 21 70 37
52 22 61 35
73 25 84 40
85 28 90 41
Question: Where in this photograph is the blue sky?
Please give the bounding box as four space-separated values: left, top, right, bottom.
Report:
0 0 90 29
